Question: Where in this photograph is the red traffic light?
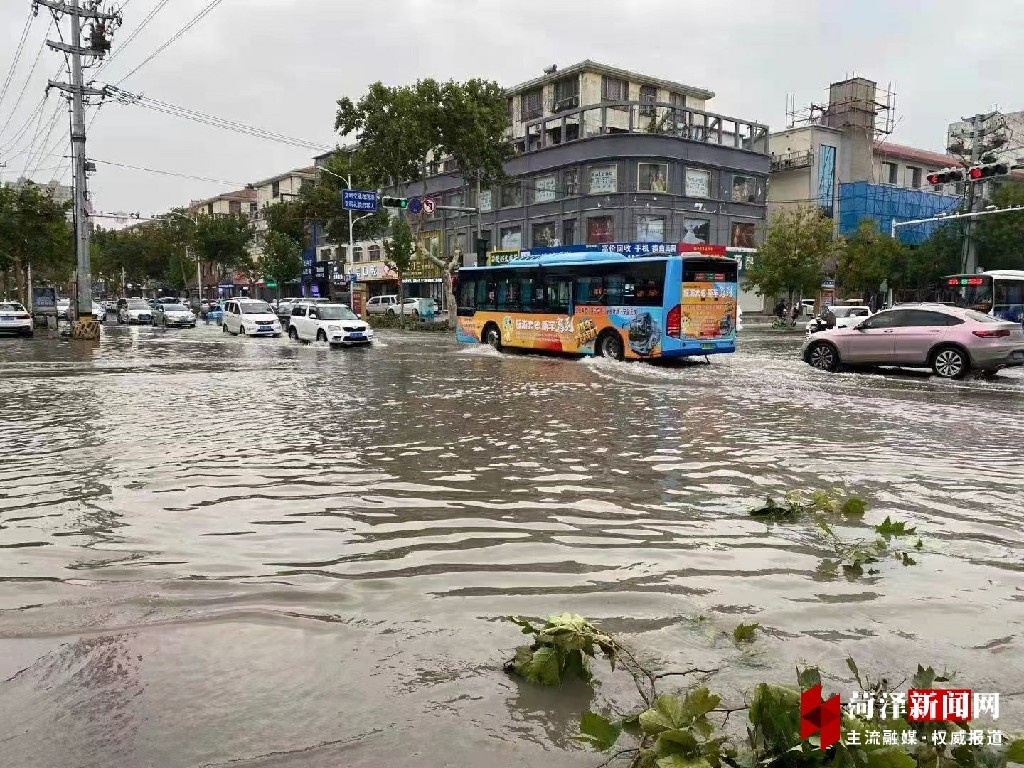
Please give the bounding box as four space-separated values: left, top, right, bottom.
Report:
969 167 983 180
927 168 964 185
927 173 941 185
967 162 1010 180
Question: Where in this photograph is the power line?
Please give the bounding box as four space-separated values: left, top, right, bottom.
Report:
93 0 173 79
115 0 227 85
0 7 36 116
0 16 55 142
92 157 250 186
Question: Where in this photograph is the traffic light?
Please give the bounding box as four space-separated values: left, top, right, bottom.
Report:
927 168 964 185
380 196 408 209
968 162 1010 180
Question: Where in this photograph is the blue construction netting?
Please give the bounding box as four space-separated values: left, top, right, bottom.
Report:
838 182 962 245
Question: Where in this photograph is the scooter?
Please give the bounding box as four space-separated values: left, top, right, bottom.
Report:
806 317 829 336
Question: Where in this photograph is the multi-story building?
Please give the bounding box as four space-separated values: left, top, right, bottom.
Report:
185 188 257 298
769 77 962 245
395 60 770 311
947 111 1024 166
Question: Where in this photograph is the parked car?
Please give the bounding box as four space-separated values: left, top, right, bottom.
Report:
222 298 282 337
366 295 399 315
0 301 33 336
366 294 437 318
119 298 153 325
91 301 107 322
152 302 197 328
805 305 872 333
802 304 1024 379
288 302 373 345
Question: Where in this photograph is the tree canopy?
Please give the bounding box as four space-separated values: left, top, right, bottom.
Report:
0 183 73 302
743 207 840 302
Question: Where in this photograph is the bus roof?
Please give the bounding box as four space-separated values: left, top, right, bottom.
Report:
945 270 1024 279
460 252 735 270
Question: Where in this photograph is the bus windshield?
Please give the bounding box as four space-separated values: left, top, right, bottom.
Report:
940 275 993 312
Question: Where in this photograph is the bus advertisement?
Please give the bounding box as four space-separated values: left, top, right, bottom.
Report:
454 247 738 360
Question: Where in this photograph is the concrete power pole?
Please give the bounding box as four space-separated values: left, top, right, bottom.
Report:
38 0 120 340
960 111 999 275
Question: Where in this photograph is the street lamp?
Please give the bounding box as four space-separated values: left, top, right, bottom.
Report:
318 163 375 311
167 210 201 305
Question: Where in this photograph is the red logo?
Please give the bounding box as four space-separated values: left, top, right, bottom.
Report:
802 684 841 749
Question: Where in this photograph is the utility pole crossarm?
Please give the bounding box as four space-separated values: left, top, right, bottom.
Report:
46 40 108 57
34 0 120 19
47 79 106 97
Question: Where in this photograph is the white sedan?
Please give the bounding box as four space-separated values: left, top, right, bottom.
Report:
152 302 197 328
288 302 373 345
0 301 33 337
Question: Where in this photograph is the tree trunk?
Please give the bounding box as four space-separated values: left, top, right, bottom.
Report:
396 270 405 328
13 258 26 306
443 269 457 327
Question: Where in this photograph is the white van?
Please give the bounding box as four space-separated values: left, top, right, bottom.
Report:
222 298 282 337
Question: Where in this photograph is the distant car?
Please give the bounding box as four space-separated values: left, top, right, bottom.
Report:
366 294 437 318
0 301 33 336
91 301 107 322
805 305 872 332
119 298 153 325
288 301 373 345
203 303 226 324
222 298 282 337
56 298 71 319
152 302 196 328
802 304 1024 379
366 295 399 315
800 299 816 317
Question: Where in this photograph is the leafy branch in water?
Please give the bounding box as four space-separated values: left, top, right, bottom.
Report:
503 615 1024 768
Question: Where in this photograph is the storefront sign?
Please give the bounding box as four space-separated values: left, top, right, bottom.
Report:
677 243 727 256
588 166 618 194
487 249 522 265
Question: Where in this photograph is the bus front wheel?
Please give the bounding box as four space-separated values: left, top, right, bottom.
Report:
483 323 502 350
595 330 625 361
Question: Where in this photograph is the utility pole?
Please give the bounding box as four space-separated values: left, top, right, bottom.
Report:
38 0 121 340
958 111 1002 275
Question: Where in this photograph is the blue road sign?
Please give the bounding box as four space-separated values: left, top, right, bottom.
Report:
342 189 379 212
408 196 423 214
348 272 357 283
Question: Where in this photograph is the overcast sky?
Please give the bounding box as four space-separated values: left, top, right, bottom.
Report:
1 0 1021 218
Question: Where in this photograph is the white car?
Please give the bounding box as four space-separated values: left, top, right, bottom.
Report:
0 301 33 337
119 298 153 324
56 298 71 319
806 305 872 332
152 302 197 328
366 294 438 318
222 298 283 337
288 302 373 345
91 301 107 322
365 295 400 315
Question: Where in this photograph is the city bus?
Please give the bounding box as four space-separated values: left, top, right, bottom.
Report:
454 251 738 360
939 270 1024 324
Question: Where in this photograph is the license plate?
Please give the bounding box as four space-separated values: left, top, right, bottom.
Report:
700 342 715 350
349 333 365 339
258 325 273 330
0 316 13 322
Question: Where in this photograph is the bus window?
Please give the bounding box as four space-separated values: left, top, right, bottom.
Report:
477 274 497 311
542 273 572 314
623 262 666 305
995 279 1024 315
458 278 477 308
575 276 604 305
518 275 537 312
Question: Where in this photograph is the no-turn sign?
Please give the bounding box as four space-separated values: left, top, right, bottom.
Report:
422 197 436 215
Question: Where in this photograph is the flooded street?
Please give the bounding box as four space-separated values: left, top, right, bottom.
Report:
1 325 1022 768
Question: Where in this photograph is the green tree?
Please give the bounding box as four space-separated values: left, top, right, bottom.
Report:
194 213 252 290
260 231 303 300
336 77 511 322
975 180 1024 271
0 183 73 303
383 216 415 319
743 207 840 307
263 200 305 244
838 221 909 303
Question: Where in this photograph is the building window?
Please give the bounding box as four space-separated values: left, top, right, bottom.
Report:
532 221 558 247
499 226 522 250
681 218 710 245
730 222 756 248
206 203 213 216
907 166 922 189
670 93 687 110
447 190 464 208
271 180 280 197
532 174 557 203
522 89 543 120
506 96 514 120
881 161 898 185
586 216 615 244
638 162 669 193
352 247 363 263
229 200 241 216
563 168 579 196
588 165 618 194
636 215 665 242
562 219 576 246
639 84 657 117
552 76 579 112
601 76 628 109
367 244 381 261
731 174 760 203
501 181 522 208
685 168 711 198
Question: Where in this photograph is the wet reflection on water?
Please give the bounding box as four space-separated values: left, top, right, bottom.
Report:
0 326 1022 767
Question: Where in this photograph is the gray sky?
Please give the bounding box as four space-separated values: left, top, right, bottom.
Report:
1 0 1022 218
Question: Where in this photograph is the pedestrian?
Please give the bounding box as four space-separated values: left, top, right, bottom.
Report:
822 304 836 330
775 299 786 318
791 303 800 326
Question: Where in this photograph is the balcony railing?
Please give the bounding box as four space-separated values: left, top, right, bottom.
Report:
770 150 814 172
518 99 769 155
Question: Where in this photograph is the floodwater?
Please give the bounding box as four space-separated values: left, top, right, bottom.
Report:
1 324 1022 768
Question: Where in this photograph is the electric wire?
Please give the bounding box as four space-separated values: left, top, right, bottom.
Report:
91 157 249 186
93 0 173 79
114 0 227 85
0 7 36 117
0 16 55 142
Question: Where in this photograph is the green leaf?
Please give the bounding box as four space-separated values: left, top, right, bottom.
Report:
866 748 916 768
656 756 713 768
1006 739 1024 764
510 644 562 686
656 728 700 755
734 622 759 643
684 688 722 719
875 516 917 540
576 711 622 751
641 695 690 735
912 664 936 689
841 497 868 517
901 552 917 566
846 656 863 688
509 616 538 635
797 666 822 691
915 538 924 550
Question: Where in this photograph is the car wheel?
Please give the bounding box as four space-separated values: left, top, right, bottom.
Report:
288 326 298 340
807 341 840 372
595 330 625 361
317 329 327 343
386 308 395 316
482 323 502 350
931 346 968 379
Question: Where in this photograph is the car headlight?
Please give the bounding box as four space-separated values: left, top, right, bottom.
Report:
327 324 341 331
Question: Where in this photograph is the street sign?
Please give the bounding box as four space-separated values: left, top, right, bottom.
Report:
422 197 436 215
342 189 379 212
408 197 423 214
348 272 357 283
822 278 836 289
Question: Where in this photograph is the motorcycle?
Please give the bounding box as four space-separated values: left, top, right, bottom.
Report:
805 317 830 336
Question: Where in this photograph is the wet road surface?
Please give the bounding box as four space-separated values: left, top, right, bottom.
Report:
1 324 1022 767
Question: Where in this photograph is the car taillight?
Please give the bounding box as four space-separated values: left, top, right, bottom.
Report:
972 329 1011 338
666 304 681 338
